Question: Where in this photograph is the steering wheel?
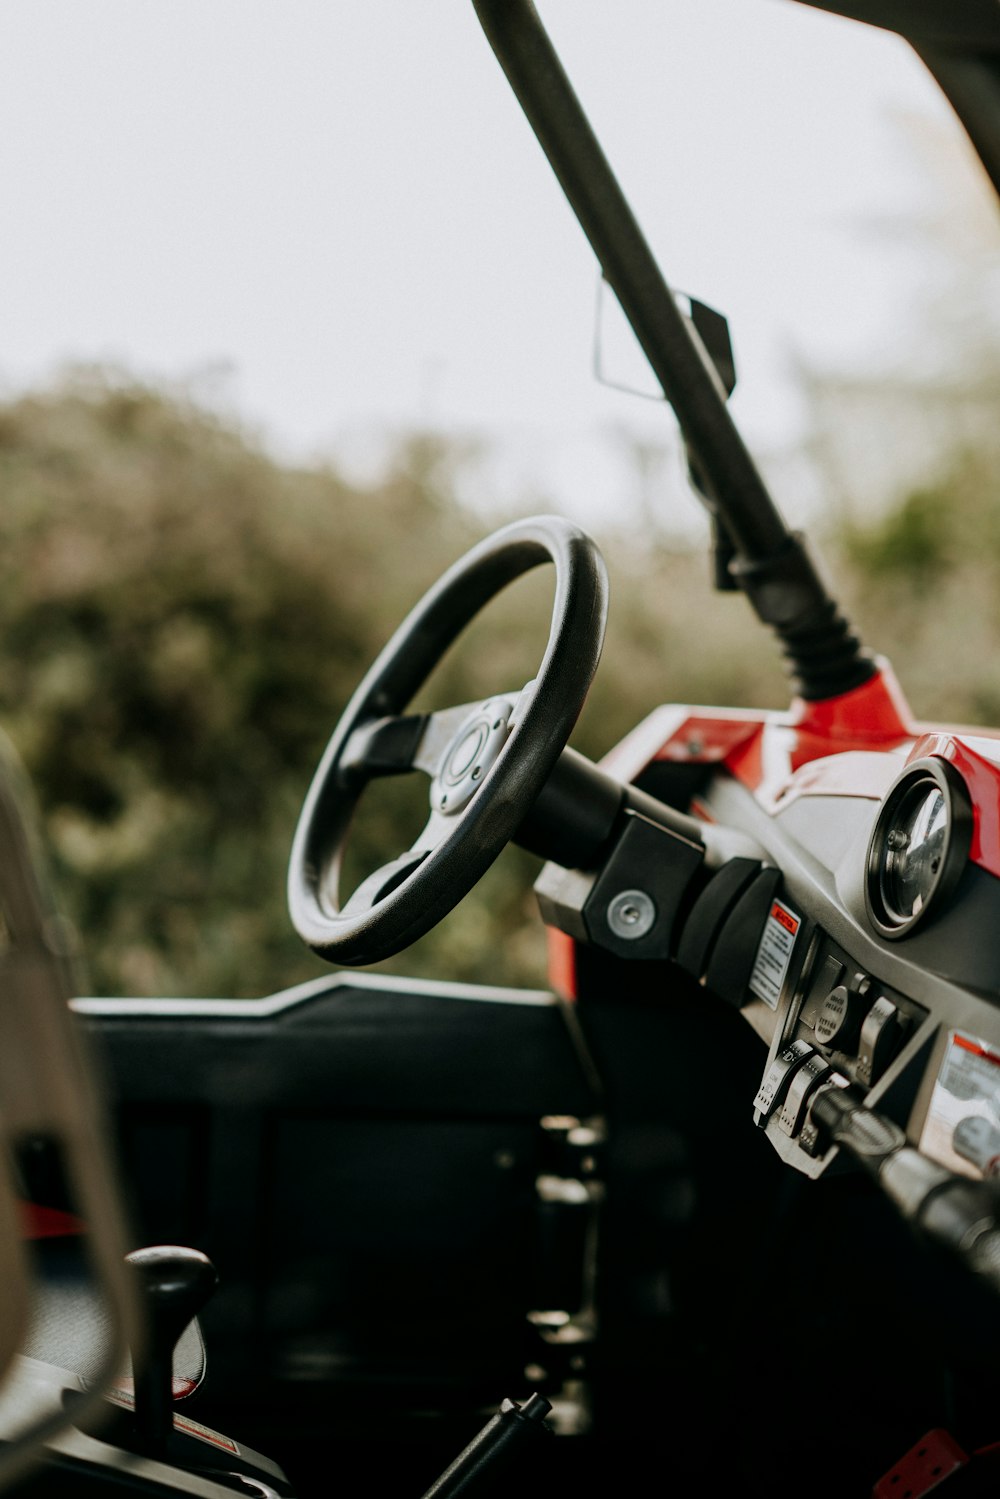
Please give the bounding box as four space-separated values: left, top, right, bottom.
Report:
287 514 608 966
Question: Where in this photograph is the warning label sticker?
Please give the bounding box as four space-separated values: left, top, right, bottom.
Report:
920 1031 1000 1180
748 900 800 1010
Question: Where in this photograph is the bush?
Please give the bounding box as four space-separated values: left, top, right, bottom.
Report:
0 371 791 998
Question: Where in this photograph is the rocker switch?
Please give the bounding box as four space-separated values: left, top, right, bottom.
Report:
799 1073 852 1157
753 1039 815 1124
777 1052 833 1136
856 996 901 1088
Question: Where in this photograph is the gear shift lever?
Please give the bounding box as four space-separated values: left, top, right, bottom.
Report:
126 1245 218 1459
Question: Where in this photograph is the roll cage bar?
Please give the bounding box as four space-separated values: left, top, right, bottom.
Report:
469 1 1000 699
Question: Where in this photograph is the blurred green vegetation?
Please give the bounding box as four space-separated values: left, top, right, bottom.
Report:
836 446 1000 730
0 367 993 999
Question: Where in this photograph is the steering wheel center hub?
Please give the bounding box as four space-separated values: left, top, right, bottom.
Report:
434 698 513 814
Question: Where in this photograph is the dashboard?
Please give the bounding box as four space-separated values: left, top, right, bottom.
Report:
537 681 1000 1220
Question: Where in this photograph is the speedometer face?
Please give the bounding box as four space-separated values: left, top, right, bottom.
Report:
881 785 947 921
866 759 972 939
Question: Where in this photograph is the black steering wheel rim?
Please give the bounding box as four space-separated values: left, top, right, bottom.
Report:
287 513 608 966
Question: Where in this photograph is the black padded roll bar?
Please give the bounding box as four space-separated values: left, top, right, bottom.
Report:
471 0 876 700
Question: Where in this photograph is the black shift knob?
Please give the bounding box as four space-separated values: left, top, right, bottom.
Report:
127 1245 218 1457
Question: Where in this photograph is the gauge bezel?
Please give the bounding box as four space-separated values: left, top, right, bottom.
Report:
865 757 973 940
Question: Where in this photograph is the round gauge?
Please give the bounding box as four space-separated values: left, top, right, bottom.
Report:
866 758 972 939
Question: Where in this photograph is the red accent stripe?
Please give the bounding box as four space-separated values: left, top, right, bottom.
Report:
173 1416 238 1453
952 1035 1000 1065
112 1375 199 1401
20 1202 86 1240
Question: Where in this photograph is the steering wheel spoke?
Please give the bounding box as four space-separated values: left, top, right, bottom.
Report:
338 697 523 786
339 849 430 917
409 702 488 778
338 800 454 918
338 713 431 786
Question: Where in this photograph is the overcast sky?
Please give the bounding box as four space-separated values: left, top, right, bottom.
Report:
0 1 967 531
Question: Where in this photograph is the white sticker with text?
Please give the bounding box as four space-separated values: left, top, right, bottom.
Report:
748 900 800 1010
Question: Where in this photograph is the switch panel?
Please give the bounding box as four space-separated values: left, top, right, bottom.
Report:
754 932 927 1161
793 938 922 1098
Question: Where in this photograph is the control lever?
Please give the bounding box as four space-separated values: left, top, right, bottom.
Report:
126 1245 218 1459
809 1087 1000 1297
420 1393 552 1498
